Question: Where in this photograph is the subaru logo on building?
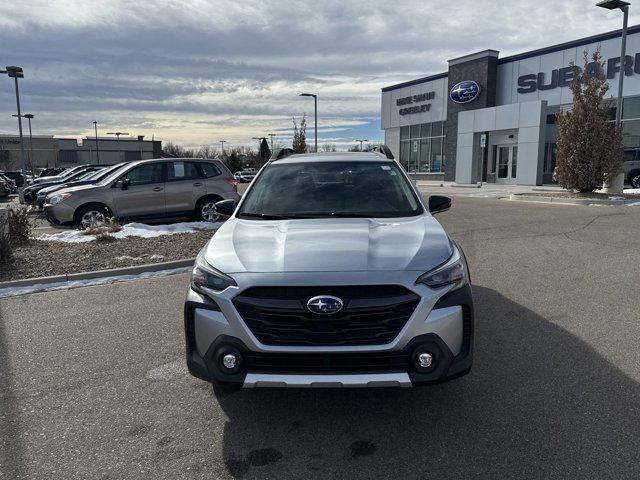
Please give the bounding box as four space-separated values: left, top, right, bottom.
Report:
306 295 344 315
450 81 481 104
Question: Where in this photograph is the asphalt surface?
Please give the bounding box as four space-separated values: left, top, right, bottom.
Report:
2 197 640 479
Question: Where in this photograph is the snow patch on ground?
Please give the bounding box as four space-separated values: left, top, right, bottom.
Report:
37 221 220 243
0 266 191 299
114 254 165 262
624 188 640 194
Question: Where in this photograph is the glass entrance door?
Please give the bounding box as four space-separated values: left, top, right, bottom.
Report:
495 145 518 183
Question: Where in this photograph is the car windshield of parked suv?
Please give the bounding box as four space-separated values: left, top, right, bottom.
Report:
238 160 423 219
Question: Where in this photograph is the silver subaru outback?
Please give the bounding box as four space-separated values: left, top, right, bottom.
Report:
184 148 473 391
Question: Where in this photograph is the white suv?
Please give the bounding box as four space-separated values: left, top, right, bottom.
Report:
184 148 474 391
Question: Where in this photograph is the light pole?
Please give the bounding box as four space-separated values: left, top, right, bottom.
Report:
355 139 368 151
268 133 276 151
107 132 129 162
597 0 630 193
219 140 226 155
299 93 317 152
1 66 27 174
24 114 35 174
93 121 100 164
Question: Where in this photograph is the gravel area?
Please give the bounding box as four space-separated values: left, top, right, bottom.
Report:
521 191 640 199
1 230 212 282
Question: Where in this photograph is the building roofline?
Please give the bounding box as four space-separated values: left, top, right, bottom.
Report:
381 72 448 93
381 24 640 93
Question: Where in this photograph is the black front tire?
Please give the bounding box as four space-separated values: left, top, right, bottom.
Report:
630 172 640 189
74 204 110 229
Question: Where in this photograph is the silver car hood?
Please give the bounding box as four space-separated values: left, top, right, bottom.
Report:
204 216 452 274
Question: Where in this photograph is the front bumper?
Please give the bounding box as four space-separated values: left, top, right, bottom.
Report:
184 274 474 388
43 202 76 226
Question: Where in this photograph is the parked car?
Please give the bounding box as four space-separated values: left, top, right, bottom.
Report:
44 158 239 228
0 171 26 188
39 167 67 178
624 154 640 188
21 166 105 204
183 148 473 392
37 163 129 207
0 174 17 194
234 169 257 183
32 165 93 185
0 178 10 198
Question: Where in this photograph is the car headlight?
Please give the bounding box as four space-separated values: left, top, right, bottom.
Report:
191 250 236 295
48 193 72 205
416 241 469 290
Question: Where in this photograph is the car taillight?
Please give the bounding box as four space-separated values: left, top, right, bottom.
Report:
225 177 237 191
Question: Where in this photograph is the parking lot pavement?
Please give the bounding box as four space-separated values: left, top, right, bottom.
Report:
2 197 640 479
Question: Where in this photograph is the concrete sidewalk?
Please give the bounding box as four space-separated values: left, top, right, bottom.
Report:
416 181 565 198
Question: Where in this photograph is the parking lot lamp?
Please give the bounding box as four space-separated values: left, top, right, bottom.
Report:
597 0 630 193
219 140 226 155
356 139 368 151
1 66 27 174
299 93 318 152
107 132 129 162
597 0 630 124
93 121 100 164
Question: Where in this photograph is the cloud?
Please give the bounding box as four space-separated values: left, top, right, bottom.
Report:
0 0 637 148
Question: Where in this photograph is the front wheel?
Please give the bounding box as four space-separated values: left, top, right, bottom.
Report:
196 198 221 222
630 172 640 189
75 205 109 229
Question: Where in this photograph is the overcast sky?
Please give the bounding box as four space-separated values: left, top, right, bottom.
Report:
1 0 640 150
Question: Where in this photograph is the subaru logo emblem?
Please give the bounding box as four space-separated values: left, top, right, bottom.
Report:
450 80 480 104
306 295 344 315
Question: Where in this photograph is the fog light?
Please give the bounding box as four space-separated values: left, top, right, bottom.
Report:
222 354 238 370
417 352 433 368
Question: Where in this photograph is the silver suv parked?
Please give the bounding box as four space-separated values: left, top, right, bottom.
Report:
184 148 474 391
44 158 239 228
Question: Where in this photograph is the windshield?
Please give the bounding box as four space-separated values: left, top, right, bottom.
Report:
77 169 105 181
238 160 423 219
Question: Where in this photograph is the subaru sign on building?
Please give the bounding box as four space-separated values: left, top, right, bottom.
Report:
380 25 640 185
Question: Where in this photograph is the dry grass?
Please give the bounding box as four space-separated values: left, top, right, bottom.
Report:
0 207 34 263
83 217 122 242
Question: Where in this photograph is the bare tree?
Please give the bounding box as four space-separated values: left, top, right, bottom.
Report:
320 143 337 152
162 142 195 158
555 50 623 192
292 115 308 154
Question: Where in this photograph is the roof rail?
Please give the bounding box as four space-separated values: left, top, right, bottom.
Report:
270 148 294 161
368 144 394 160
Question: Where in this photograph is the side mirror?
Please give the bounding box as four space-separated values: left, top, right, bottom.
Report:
215 199 236 217
428 195 451 214
121 178 131 190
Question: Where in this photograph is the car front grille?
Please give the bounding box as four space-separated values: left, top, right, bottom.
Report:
232 285 420 347
245 350 411 373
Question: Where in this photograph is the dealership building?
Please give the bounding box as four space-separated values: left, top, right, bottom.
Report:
381 25 640 185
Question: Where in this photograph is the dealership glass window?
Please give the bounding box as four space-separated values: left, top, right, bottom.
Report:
511 146 518 178
490 145 497 173
400 126 410 140
419 138 430 171
543 143 557 174
398 122 445 173
431 138 443 172
623 96 640 120
399 141 409 170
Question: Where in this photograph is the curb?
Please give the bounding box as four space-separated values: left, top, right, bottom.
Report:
509 194 638 206
0 258 195 289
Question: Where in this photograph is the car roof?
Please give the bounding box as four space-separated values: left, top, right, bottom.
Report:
273 151 394 164
124 157 222 168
